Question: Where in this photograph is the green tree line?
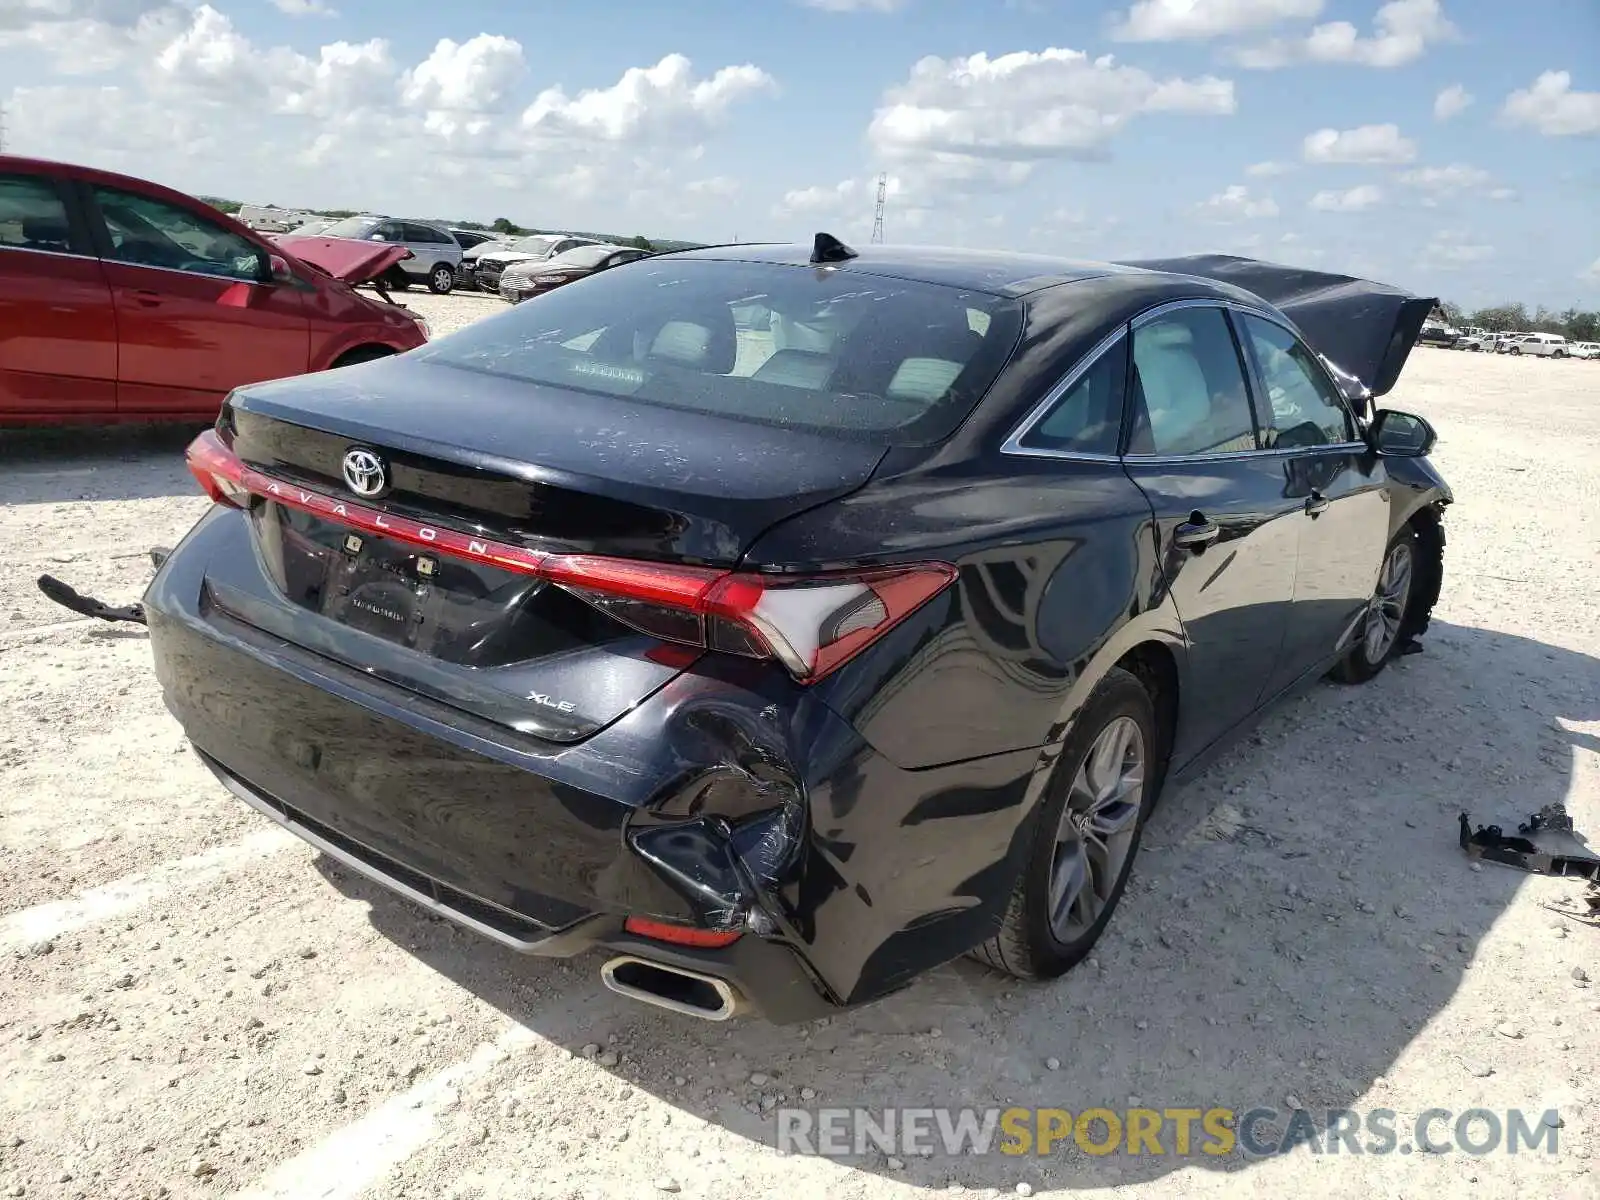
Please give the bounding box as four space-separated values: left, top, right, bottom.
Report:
1441 301 1599 343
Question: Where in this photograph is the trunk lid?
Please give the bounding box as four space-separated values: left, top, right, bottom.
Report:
281 237 412 285
213 360 885 741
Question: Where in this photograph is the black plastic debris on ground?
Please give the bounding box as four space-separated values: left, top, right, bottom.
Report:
1459 803 1599 883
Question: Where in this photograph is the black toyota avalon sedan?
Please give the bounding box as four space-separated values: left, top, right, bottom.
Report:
147 236 1451 1023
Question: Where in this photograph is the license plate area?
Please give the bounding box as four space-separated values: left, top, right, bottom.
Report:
252 502 631 669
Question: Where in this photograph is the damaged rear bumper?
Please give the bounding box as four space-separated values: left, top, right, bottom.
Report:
144 514 1040 1022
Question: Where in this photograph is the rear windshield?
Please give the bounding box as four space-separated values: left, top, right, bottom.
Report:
417 258 1024 443
319 216 378 238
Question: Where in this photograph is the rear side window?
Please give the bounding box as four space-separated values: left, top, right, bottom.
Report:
419 259 1025 444
1126 307 1257 457
0 174 72 254
1016 334 1127 456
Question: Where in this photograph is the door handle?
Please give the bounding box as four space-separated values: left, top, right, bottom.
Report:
1304 490 1331 517
1173 515 1221 549
129 289 163 307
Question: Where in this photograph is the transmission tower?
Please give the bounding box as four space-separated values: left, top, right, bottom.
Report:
870 172 887 244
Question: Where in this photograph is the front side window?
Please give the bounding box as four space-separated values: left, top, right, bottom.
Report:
1237 314 1353 448
93 186 264 282
1127 307 1257 457
420 258 1023 444
1016 334 1127 456
0 174 72 254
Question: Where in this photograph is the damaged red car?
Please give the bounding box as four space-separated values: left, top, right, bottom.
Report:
0 155 430 426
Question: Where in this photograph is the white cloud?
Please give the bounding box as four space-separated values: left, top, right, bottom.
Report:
1235 0 1455 69
1434 83 1471 120
1586 257 1600 281
684 176 741 198
1501 71 1600 137
868 47 1234 187
0 0 186 72
401 35 525 114
775 179 863 217
1397 163 1490 193
1303 123 1417 163
1246 160 1292 176
521 54 776 143
1486 186 1518 201
1199 184 1280 220
1111 0 1322 41
1419 230 1493 267
271 0 336 15
3 7 776 230
1309 184 1384 211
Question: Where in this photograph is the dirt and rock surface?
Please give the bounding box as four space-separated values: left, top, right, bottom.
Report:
2 299 1596 1199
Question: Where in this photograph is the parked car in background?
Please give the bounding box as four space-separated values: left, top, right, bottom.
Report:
150 240 1448 1022
283 215 463 294
1454 331 1491 351
1493 332 1530 353
497 243 651 303
1418 322 1459 347
454 235 516 289
1507 332 1569 358
472 233 603 294
1570 341 1600 360
0 155 429 426
448 228 500 252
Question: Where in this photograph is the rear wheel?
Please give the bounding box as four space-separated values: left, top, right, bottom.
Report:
1510 346 1521 356
1330 528 1416 684
1552 349 1566 359
971 668 1157 980
428 263 455 294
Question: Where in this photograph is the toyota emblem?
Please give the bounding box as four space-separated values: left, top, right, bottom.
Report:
341 448 387 498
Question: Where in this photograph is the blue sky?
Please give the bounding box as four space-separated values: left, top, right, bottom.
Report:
3 0 1597 308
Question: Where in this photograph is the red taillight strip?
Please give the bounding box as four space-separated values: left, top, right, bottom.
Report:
187 428 725 603
185 428 958 683
623 916 742 948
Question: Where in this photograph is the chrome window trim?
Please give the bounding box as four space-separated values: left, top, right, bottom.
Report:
0 243 100 263
1001 296 1363 463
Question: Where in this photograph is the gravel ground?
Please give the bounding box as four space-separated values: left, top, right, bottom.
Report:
2 312 1597 1199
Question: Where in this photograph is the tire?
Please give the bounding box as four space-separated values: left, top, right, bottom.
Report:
1552 350 1565 359
971 667 1158 981
1329 527 1419 685
1510 347 1521 356
330 346 395 370
428 263 455 294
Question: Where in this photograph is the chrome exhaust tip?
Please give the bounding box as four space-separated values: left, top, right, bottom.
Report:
600 955 744 1021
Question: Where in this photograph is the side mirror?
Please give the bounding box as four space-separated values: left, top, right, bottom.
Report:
1368 409 1436 457
369 233 387 241
267 254 295 284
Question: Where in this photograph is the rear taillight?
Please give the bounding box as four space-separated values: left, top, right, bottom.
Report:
186 429 251 508
183 429 957 684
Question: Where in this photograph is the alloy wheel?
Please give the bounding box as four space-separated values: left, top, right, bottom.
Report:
1363 541 1414 662
1048 716 1145 942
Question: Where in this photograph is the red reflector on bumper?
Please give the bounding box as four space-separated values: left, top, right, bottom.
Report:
623 917 742 948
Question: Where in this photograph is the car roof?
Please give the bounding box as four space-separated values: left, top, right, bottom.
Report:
668 241 1154 297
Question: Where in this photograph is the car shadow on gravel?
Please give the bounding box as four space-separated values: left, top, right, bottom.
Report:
316 618 1596 1191
0 423 205 504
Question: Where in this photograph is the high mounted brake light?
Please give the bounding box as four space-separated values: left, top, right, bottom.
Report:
184 429 957 684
